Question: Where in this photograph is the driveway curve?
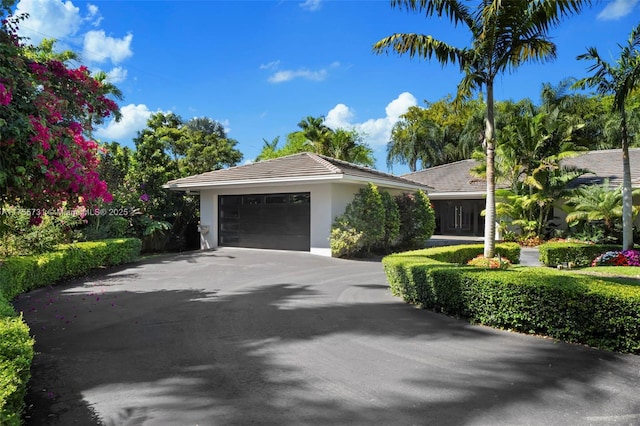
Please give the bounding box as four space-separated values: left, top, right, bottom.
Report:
13 248 640 425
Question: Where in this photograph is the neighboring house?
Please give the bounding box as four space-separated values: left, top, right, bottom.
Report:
164 152 429 256
403 148 640 237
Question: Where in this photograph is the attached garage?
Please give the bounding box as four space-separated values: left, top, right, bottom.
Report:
164 152 429 256
218 192 310 251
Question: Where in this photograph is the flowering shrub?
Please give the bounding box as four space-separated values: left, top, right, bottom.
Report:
467 255 511 270
0 7 119 214
591 250 640 267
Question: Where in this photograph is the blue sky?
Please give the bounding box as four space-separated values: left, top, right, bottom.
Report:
12 0 640 175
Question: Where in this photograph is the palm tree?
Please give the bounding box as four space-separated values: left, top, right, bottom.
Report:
373 0 590 258
574 23 640 250
297 116 333 156
326 129 376 167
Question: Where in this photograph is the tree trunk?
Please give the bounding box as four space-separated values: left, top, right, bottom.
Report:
621 110 634 250
484 80 496 258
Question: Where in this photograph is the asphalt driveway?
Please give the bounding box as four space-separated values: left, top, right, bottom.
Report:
12 248 640 425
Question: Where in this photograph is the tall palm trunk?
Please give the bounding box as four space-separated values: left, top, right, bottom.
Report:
484 80 496 258
621 110 634 250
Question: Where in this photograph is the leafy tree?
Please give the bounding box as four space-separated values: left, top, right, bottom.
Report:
574 23 640 250
256 132 308 161
387 97 484 172
0 5 120 214
257 117 375 166
374 0 590 257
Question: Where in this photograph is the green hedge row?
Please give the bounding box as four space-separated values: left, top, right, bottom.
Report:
0 238 141 426
383 244 640 354
538 242 621 267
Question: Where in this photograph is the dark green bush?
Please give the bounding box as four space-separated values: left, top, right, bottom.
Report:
383 244 640 353
538 242 621 267
0 238 141 424
395 190 436 250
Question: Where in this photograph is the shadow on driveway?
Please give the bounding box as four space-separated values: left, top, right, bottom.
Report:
12 249 640 425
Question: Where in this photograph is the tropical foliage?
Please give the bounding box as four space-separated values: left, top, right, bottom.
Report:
563 180 640 243
374 0 590 257
574 23 640 250
0 4 119 215
257 115 375 167
86 112 242 252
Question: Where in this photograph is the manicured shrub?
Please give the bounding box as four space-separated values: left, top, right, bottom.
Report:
330 226 364 258
538 242 622 267
395 190 436 250
378 191 400 250
0 238 142 300
331 183 385 256
0 238 141 425
0 316 33 426
382 244 640 353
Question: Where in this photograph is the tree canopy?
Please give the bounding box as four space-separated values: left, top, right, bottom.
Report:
0 3 120 215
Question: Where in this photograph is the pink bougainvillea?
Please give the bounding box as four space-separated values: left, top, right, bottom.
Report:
0 13 119 212
0 82 11 105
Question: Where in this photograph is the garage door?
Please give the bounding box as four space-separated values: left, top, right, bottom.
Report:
218 192 311 251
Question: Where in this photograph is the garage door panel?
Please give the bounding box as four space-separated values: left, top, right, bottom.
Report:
219 192 310 251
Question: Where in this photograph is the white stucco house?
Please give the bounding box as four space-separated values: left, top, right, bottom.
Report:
163 152 430 256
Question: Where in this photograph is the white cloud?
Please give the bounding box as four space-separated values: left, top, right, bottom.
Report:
597 0 639 20
106 66 128 84
259 60 280 70
268 68 328 83
324 92 418 147
15 0 83 45
324 104 354 129
83 30 133 64
300 0 322 11
94 104 153 142
86 3 103 26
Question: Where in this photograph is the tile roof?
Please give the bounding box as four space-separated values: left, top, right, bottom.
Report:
560 148 640 189
402 159 487 193
164 152 430 190
403 149 640 193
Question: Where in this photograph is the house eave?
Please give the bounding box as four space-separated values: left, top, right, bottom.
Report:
428 191 486 200
163 173 428 192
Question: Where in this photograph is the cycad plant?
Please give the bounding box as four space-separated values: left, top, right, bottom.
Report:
564 180 640 241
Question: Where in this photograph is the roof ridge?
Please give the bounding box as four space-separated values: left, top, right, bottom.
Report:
306 152 342 174
403 158 478 176
315 154 433 187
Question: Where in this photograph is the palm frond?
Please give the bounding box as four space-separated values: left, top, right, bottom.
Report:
373 33 466 65
391 0 475 28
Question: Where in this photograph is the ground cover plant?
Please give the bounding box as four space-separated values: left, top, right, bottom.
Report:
0 238 141 425
383 243 640 354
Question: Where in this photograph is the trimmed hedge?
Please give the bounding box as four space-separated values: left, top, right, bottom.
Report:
0 238 141 425
538 242 621 267
383 244 640 354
